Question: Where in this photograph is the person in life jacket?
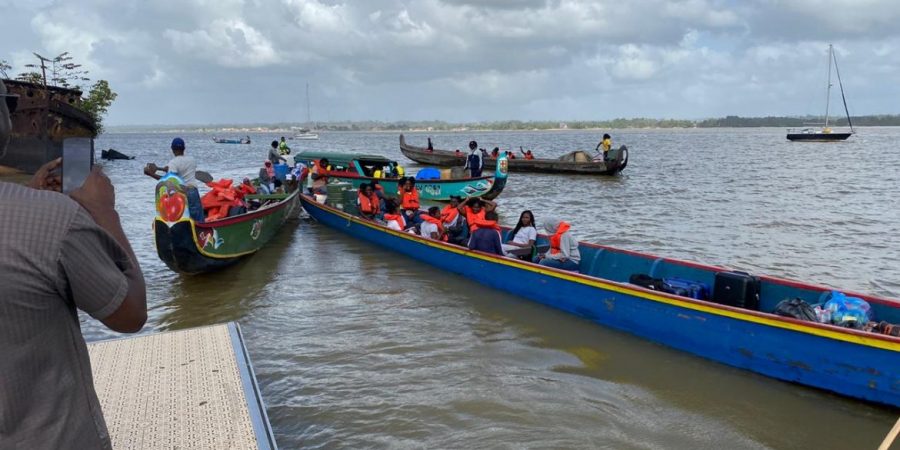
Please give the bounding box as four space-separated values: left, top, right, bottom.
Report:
418 206 445 240
491 147 500 159
467 210 503 255
536 217 581 271
457 196 497 233
310 158 330 194
357 183 381 220
383 200 407 231
464 140 483 178
278 136 291 155
519 146 535 160
398 177 421 226
454 149 463 158
441 195 467 245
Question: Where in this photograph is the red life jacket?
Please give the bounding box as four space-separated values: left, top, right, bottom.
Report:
400 188 420 210
419 214 446 240
549 221 571 255
384 213 406 229
465 206 486 232
441 205 459 225
358 192 379 215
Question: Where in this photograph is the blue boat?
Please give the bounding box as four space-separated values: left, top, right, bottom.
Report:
300 195 900 407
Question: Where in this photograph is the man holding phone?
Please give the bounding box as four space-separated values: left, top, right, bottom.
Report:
0 80 147 448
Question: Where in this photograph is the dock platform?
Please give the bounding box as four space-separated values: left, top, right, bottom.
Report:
88 322 277 449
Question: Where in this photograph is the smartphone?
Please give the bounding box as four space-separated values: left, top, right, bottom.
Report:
62 137 94 194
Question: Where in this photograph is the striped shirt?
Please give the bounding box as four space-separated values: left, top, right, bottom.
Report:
0 182 130 449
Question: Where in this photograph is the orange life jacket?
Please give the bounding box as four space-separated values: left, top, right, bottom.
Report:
441 205 459 225
312 160 329 183
465 206 486 232
358 192 379 215
384 213 406 229
470 218 500 231
525 153 534 160
419 214 446 240
201 178 240 220
549 221 571 255
400 188 420 210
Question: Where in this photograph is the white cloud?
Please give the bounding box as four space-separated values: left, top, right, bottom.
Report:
164 19 279 68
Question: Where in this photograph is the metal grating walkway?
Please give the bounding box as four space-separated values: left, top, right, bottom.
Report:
88 322 276 449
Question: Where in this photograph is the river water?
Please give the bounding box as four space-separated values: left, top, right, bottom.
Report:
82 128 898 449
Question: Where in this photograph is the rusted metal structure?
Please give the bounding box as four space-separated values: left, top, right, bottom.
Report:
0 79 96 173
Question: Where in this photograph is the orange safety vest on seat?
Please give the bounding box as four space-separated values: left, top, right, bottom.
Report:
384 213 406 229
465 206 486 232
400 188 420 210
549 221 571 255
419 214 446 240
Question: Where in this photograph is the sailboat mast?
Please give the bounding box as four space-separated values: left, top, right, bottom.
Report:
824 44 833 128
305 82 311 125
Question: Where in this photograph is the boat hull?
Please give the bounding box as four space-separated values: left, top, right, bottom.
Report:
787 133 852 142
153 178 300 274
400 135 627 175
301 195 900 407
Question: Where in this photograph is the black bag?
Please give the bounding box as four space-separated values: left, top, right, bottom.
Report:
712 271 760 310
773 298 816 322
629 274 666 291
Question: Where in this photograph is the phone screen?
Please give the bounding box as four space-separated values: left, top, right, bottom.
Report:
62 137 94 194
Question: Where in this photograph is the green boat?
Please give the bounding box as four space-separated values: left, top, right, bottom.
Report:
152 174 300 274
293 151 508 201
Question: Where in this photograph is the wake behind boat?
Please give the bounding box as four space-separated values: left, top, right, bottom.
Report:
400 134 628 175
787 44 855 142
301 194 900 407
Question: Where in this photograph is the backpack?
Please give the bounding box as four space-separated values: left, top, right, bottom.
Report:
773 298 817 322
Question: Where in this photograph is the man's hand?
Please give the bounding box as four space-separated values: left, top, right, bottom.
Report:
28 158 62 192
69 167 117 222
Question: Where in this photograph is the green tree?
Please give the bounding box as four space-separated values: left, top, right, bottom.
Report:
81 79 118 135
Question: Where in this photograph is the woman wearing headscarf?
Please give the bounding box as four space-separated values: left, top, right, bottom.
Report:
537 217 580 271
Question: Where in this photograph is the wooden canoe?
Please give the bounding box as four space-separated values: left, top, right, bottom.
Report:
399 134 628 175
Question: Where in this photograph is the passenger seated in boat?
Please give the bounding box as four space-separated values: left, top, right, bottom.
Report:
536 218 581 271
506 151 516 160
310 158 330 195
258 161 276 194
455 149 463 158
519 147 535 160
357 183 382 221
502 210 537 258
399 177 422 226
443 195 468 245
457 196 497 234
491 147 500 159
418 207 445 240
467 211 503 255
383 200 407 231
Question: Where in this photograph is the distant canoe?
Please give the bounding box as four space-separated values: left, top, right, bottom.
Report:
100 149 134 160
399 134 628 175
213 138 251 144
152 175 299 274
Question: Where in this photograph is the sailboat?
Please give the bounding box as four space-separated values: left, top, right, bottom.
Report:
787 44 854 142
293 83 319 140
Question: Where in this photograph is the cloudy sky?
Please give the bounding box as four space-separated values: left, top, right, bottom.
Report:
2 0 900 125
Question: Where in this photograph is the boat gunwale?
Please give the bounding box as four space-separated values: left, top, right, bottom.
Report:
194 189 300 229
301 193 900 349
322 169 497 184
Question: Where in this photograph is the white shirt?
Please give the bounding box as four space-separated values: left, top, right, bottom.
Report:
510 226 536 245
386 220 403 231
419 221 439 239
167 155 197 186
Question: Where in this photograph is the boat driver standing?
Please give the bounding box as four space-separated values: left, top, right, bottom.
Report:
464 140 483 178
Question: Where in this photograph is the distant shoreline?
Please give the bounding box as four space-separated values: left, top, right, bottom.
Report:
106 114 900 134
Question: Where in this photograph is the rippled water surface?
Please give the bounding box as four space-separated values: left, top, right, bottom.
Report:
82 128 899 449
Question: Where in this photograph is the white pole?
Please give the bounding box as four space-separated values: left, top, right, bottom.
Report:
824 44 833 129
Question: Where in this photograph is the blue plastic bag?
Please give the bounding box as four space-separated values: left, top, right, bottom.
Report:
822 291 872 329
